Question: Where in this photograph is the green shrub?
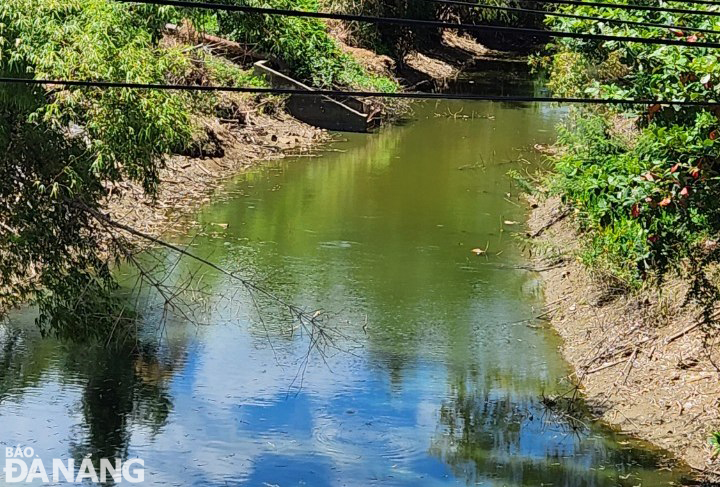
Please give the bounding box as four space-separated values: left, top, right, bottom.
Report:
540 3 720 289
710 431 720 456
217 0 397 91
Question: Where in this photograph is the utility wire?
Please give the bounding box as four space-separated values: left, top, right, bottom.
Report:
427 0 720 36
528 0 720 10
2 77 719 106
470 0 720 17
113 0 720 48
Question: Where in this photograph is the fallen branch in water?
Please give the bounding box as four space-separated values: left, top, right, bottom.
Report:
74 201 358 388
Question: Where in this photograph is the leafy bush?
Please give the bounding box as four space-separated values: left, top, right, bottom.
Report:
553 110 720 285
217 0 397 91
539 3 720 296
710 431 720 456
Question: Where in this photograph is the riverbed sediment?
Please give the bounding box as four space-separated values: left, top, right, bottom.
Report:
529 196 720 482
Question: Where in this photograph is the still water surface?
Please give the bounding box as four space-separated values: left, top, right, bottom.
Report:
0 72 690 485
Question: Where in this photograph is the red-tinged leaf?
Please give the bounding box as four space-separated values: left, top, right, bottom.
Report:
671 29 684 37
710 130 718 140
680 186 690 197
670 163 680 173
688 35 698 43
643 171 655 182
648 104 661 114
648 235 659 244
691 167 701 179
659 197 672 207
631 203 640 218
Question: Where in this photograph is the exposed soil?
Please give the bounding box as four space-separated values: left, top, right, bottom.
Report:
106 109 328 244
400 31 512 88
335 39 397 77
529 196 720 483
336 30 524 90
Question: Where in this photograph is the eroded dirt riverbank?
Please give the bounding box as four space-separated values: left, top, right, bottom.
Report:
529 196 720 482
106 111 328 242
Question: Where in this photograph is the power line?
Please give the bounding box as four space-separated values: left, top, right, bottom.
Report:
528 0 720 9
426 0 720 36
477 0 720 17
2 77 719 106
666 0 720 6
113 0 720 48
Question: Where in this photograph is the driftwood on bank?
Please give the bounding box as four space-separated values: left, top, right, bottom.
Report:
664 310 720 344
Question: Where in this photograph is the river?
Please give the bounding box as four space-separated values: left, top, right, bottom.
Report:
0 67 689 486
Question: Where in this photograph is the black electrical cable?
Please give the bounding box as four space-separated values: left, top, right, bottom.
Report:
2 77 719 106
113 0 720 48
427 0 720 36
526 0 720 10
474 0 720 17
665 0 720 6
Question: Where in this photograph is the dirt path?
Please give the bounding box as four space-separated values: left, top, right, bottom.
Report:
529 197 720 482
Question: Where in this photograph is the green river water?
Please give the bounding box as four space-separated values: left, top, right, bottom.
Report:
0 68 691 486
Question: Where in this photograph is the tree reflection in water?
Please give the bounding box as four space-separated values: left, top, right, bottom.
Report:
431 370 686 486
0 320 183 469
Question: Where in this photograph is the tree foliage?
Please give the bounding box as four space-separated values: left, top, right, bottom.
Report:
0 0 202 338
0 0 393 339
216 0 397 90
539 2 720 299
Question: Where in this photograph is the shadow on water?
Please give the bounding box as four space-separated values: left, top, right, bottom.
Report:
0 65 697 486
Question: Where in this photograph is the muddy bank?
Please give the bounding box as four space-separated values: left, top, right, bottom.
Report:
529 196 720 482
335 30 525 91
106 110 328 242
